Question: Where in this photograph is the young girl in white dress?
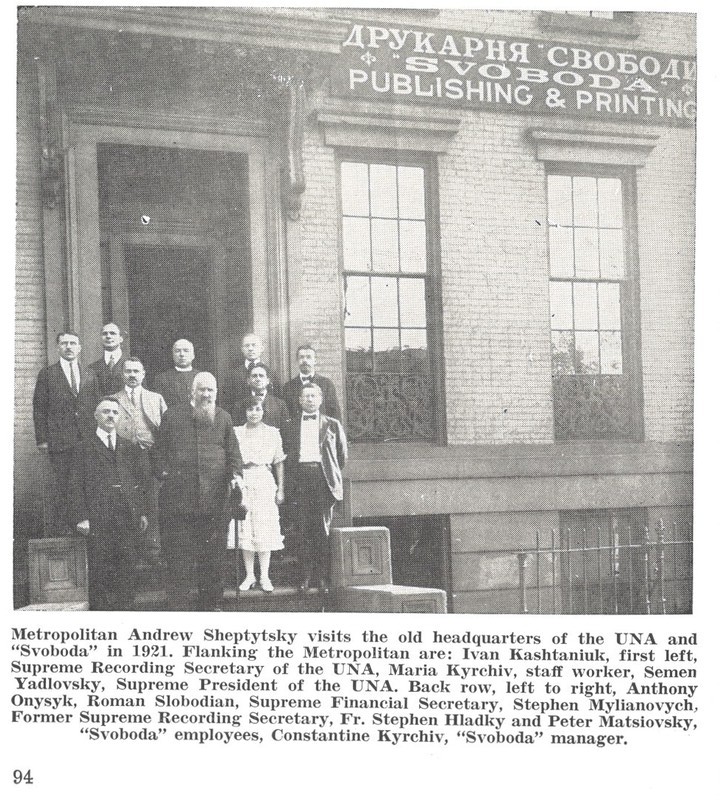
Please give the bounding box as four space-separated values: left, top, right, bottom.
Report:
226 399 285 592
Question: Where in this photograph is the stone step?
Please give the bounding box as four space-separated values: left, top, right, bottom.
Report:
221 586 326 613
131 584 327 612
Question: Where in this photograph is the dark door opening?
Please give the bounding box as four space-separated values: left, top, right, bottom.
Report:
125 244 214 380
97 143 253 392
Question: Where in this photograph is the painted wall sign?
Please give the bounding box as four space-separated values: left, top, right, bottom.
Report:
332 22 696 125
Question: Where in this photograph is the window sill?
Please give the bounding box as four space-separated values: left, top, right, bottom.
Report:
538 11 640 40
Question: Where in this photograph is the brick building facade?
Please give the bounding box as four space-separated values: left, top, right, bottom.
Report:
15 8 694 611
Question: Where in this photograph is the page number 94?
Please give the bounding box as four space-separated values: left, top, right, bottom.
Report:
13 770 33 785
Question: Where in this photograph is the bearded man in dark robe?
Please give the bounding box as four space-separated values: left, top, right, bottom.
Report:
155 372 241 611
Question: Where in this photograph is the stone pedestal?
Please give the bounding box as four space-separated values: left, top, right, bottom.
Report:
28 537 88 605
333 584 447 613
330 526 392 588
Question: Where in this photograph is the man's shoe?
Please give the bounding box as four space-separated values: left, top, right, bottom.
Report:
298 578 311 593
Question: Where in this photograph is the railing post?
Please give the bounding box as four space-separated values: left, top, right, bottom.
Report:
610 520 619 614
550 528 557 614
565 528 573 614
596 524 603 614
642 526 652 614
627 523 635 613
535 531 541 613
517 552 528 613
581 526 588 613
656 518 667 615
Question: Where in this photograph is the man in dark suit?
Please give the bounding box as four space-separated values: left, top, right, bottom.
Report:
155 372 242 611
33 331 100 534
282 344 341 422
231 361 289 428
225 332 279 410
70 397 151 610
152 339 199 409
284 383 347 592
88 322 127 395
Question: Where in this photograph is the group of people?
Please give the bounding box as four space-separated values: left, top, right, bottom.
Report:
32 323 347 611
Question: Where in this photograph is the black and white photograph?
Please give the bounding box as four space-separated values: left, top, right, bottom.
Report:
5 3 716 797
13 5 695 614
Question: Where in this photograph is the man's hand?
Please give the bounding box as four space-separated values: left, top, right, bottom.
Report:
37 443 48 452
139 515 149 533
275 488 284 506
231 475 245 491
76 520 90 534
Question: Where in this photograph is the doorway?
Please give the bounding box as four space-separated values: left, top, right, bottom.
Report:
96 142 254 387
125 244 214 378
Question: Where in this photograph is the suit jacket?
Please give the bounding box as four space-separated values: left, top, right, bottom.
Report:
112 387 168 449
88 354 127 396
283 374 342 422
155 404 242 518
33 361 100 452
224 360 279 409
284 413 347 502
231 392 290 429
70 434 151 536
152 368 199 409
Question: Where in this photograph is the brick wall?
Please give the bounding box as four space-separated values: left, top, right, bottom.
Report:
440 111 554 444
295 124 346 410
15 53 48 538
637 129 695 442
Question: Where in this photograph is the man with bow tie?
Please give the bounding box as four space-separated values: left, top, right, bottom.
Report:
225 332 277 410
282 344 341 422
70 397 151 610
33 331 100 534
231 361 289 428
88 322 127 395
284 383 347 592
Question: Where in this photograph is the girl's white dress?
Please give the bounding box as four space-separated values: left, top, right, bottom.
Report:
226 422 285 552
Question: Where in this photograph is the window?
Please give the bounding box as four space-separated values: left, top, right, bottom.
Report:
340 158 441 442
548 170 641 439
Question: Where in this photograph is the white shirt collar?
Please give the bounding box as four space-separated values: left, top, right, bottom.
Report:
105 348 122 364
174 366 193 372
96 427 116 445
60 358 78 379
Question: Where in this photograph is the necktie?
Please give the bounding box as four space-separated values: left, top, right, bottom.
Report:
107 354 115 370
106 432 114 451
70 364 79 396
131 388 138 406
303 414 317 421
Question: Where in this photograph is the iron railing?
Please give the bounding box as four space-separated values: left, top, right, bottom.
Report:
516 520 692 614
